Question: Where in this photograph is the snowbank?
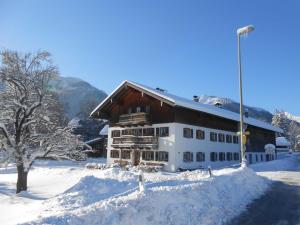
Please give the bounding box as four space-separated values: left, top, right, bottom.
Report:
24 167 269 225
45 176 137 212
250 153 298 172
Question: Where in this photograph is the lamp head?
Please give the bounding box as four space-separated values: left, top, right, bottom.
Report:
237 25 255 36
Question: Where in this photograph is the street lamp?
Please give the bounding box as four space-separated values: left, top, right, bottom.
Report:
237 25 254 167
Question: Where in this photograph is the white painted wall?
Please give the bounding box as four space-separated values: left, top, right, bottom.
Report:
173 123 240 170
106 122 276 172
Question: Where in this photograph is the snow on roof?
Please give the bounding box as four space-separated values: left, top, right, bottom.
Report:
276 137 291 146
91 80 283 133
85 137 104 145
99 125 109 136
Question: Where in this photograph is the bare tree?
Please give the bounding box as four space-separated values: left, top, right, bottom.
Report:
0 50 85 193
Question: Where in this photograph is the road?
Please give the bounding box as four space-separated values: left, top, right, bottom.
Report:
229 155 300 225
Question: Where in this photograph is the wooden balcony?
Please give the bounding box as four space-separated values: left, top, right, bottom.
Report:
117 112 150 126
112 135 158 149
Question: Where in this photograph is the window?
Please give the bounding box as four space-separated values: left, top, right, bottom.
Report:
218 133 225 142
183 152 193 162
136 106 141 113
110 150 120 158
155 151 169 162
233 152 240 161
156 127 169 137
196 152 205 162
219 152 226 161
143 128 154 136
226 134 232 143
255 154 258 162
121 150 131 159
122 129 132 136
132 128 142 136
226 152 233 161
210 152 218 162
111 130 120 137
183 128 193 138
233 136 239 144
210 132 218 142
142 151 154 161
196 130 205 140
261 154 264 161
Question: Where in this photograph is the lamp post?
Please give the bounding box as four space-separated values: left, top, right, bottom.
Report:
237 25 254 167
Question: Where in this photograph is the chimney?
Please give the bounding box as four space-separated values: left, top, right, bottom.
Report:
156 87 166 92
193 95 199 102
214 100 223 108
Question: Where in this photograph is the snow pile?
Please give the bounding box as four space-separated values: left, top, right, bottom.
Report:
45 176 137 212
251 153 298 172
25 167 269 225
99 167 137 181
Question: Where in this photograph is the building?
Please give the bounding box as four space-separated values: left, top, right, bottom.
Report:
90 81 283 172
276 137 291 153
84 124 108 157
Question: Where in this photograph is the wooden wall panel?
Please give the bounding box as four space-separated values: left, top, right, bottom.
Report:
174 106 238 132
108 87 174 125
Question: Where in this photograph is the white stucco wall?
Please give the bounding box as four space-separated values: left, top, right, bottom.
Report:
106 122 276 172
173 123 240 170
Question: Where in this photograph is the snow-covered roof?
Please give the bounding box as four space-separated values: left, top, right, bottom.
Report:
99 125 109 136
276 137 291 146
85 137 104 145
91 80 283 133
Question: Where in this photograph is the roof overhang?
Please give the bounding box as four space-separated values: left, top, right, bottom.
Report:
90 80 283 133
90 80 175 118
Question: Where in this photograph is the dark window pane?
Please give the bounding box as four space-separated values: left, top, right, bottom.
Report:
196 130 205 140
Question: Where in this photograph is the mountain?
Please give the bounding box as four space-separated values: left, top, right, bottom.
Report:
195 95 273 123
48 77 107 120
284 112 300 124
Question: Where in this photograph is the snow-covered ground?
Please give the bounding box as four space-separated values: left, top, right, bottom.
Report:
0 155 297 225
250 152 300 180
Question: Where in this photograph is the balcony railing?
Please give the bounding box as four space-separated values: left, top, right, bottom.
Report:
117 112 150 126
112 135 158 149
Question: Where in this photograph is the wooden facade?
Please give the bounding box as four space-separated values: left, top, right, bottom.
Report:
97 86 175 126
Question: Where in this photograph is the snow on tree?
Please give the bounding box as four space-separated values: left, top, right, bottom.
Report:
287 121 300 150
272 110 290 136
272 109 300 150
0 50 86 193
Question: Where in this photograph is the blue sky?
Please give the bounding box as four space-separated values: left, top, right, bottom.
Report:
1 0 300 115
